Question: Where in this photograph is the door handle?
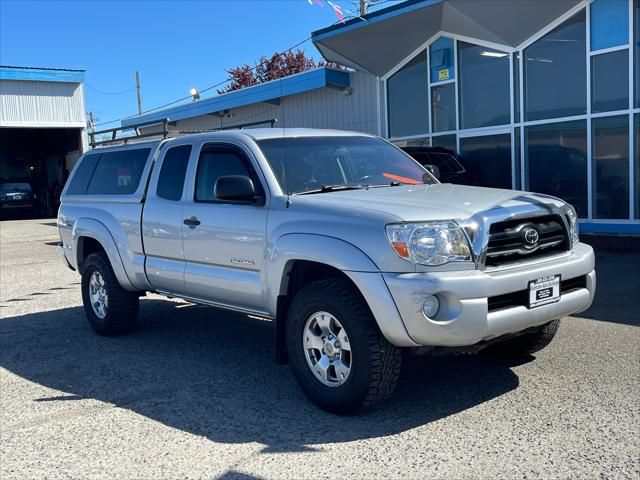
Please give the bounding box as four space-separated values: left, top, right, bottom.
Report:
183 216 201 228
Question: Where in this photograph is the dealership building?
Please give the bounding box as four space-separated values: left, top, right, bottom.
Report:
123 0 639 234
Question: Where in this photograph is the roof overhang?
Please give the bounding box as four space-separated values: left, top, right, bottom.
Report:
0 65 85 83
312 0 583 76
121 67 350 128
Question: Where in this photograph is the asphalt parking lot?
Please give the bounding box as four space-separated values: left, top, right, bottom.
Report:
1 219 639 479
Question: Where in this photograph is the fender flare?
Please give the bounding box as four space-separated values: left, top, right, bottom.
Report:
72 218 136 291
267 234 416 360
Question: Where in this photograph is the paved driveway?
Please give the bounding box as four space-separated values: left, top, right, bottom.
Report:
1 219 639 479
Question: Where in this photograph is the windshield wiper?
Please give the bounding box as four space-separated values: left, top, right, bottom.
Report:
295 184 368 195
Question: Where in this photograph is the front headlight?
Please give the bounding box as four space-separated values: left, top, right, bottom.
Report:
385 221 472 266
566 206 579 247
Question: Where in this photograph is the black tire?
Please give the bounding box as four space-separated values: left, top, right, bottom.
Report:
286 278 401 414
81 251 139 336
485 320 560 358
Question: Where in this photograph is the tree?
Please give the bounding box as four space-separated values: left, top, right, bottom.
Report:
218 49 341 94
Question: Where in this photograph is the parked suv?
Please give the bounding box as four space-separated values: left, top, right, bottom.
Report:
58 129 595 413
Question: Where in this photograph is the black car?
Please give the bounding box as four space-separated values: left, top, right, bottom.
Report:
0 180 37 218
400 146 466 184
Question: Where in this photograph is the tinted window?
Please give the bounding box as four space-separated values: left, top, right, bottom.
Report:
593 116 630 219
387 52 429 138
524 11 586 121
591 50 629 113
429 37 455 82
636 0 640 107
65 153 100 195
195 147 258 202
635 114 639 218
157 145 191 201
0 182 32 192
514 53 521 123
514 127 521 190
460 134 512 189
525 120 588 217
85 148 150 195
257 136 432 194
590 0 629 51
431 83 456 132
432 134 456 153
457 42 510 129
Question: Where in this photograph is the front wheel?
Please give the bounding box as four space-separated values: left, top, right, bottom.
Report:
81 252 139 336
485 320 560 358
286 278 401 414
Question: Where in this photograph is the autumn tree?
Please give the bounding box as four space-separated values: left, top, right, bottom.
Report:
218 49 341 94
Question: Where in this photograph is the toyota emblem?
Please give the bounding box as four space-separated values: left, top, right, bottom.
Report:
522 226 540 246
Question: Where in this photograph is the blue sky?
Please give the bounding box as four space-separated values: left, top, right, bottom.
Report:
0 0 399 128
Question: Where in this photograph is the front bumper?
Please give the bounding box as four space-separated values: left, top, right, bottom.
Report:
57 243 75 271
381 243 596 347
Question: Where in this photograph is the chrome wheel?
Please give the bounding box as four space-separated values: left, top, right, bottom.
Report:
89 271 109 319
303 311 352 387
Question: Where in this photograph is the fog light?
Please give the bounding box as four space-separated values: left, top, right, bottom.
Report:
422 295 440 318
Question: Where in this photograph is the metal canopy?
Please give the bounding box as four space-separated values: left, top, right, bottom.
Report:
312 0 583 76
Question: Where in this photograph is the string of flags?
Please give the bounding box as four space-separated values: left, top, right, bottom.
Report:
307 0 365 25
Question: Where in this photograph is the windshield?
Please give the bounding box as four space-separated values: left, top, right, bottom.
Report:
257 136 436 194
0 183 32 192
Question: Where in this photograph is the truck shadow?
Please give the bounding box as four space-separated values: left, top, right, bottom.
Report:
0 299 519 451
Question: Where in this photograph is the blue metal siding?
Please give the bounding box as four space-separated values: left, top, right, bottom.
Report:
122 68 350 128
0 66 85 83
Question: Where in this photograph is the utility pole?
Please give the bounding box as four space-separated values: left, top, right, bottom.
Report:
359 0 368 16
135 70 142 115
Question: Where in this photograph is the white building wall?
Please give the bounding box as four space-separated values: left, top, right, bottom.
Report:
0 79 86 128
161 71 380 135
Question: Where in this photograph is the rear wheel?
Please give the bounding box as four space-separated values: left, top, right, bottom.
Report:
286 278 401 414
486 320 560 358
81 252 139 336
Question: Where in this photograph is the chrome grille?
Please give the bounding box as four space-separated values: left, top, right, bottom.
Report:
485 214 570 267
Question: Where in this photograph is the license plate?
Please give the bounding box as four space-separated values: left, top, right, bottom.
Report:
528 275 561 308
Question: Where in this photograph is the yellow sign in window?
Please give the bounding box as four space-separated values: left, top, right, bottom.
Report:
438 69 449 81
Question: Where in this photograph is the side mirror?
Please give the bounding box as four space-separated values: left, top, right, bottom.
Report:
424 164 441 181
214 175 262 204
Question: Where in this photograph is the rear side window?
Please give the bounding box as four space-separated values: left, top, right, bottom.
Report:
157 145 192 201
85 148 151 195
195 146 262 202
65 154 100 195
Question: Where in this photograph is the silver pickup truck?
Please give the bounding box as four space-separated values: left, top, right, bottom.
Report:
57 128 595 413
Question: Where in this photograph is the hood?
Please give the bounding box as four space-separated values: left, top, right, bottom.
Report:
293 184 565 222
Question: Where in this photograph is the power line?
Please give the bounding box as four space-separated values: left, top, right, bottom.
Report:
86 83 136 96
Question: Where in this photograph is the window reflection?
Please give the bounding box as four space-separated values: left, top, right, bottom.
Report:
524 11 587 121
432 134 456 153
458 42 510 129
591 50 629 113
387 52 429 138
593 116 630 219
431 83 456 132
460 134 512 189
525 121 588 217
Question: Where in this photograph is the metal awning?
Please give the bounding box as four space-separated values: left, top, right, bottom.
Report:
312 0 582 76
121 67 349 128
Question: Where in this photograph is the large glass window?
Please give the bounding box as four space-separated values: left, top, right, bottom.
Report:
590 0 629 51
513 53 521 123
593 116 630 219
514 127 521 190
460 134 512 189
157 145 191 201
387 52 429 138
432 134 456 153
525 120 588 217
431 83 456 132
457 42 510 129
635 114 639 218
524 11 587 121
85 148 151 195
636 0 640 107
429 37 455 83
591 50 629 113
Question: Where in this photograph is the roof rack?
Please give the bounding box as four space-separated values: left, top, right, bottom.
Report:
89 119 170 148
89 118 278 148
